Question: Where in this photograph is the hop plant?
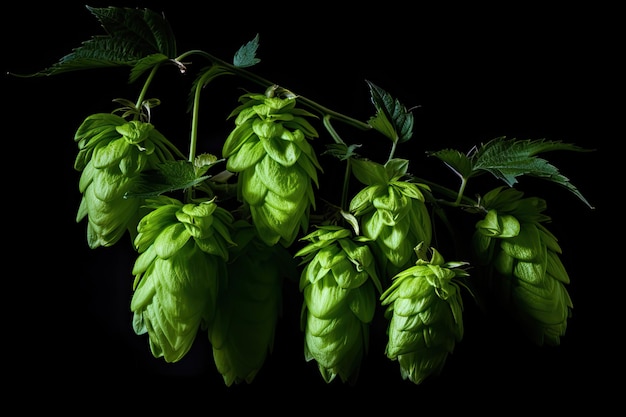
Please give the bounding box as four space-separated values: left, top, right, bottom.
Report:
130 195 235 363
209 220 297 386
295 225 383 384
221 89 323 247
380 243 469 385
12 5 596 387
74 113 182 248
471 186 573 346
349 158 432 279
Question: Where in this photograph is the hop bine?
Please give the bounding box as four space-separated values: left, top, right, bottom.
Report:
471 186 573 346
74 113 182 248
295 225 383 384
380 243 469 385
221 89 323 247
210 220 297 386
130 195 235 363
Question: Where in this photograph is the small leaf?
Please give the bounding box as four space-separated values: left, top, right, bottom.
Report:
127 160 209 198
366 80 414 144
234 33 261 68
428 149 473 180
322 143 362 161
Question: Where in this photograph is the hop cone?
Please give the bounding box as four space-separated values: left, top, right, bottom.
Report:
130 195 234 363
471 186 573 346
349 158 432 279
221 92 323 247
74 113 181 248
210 220 296 386
295 225 382 384
380 244 469 385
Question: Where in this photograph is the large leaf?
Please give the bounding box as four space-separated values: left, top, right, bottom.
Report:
21 6 176 77
431 137 594 208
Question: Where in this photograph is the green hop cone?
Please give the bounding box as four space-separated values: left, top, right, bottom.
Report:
74 113 182 248
349 158 432 279
295 225 383 384
221 91 323 247
380 243 469 385
471 186 573 346
210 220 297 386
130 195 235 363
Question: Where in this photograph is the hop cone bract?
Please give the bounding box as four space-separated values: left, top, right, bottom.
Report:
380 244 469 385
74 113 181 248
295 225 382 384
222 92 322 247
471 186 573 345
349 158 432 279
130 195 234 363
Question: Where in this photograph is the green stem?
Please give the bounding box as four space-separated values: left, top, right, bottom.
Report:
322 114 345 145
135 63 160 113
322 115 352 211
175 50 372 131
388 140 398 164
189 77 203 163
342 159 352 212
456 176 469 206
411 175 477 208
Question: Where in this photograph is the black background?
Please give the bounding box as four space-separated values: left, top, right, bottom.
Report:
3 1 618 411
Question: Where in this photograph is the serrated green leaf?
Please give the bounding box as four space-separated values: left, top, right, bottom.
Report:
471 137 594 208
129 53 169 83
322 143 362 161
234 33 261 68
366 80 414 144
126 161 209 198
428 149 474 179
87 6 177 57
20 6 176 78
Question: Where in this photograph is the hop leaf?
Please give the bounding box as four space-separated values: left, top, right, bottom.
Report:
17 6 177 81
429 137 595 209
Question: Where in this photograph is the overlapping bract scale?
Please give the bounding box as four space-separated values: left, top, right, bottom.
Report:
350 180 432 279
130 195 234 363
380 245 469 384
74 113 181 248
295 225 382 384
222 92 322 247
471 186 573 345
210 220 296 386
